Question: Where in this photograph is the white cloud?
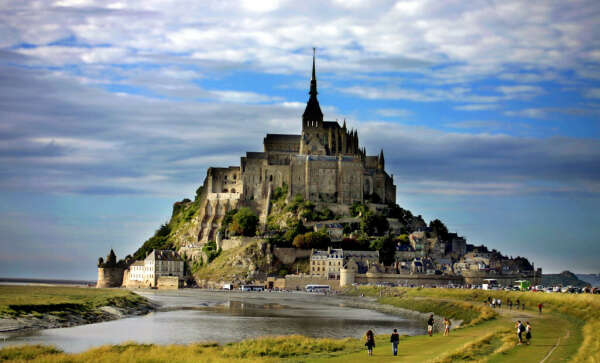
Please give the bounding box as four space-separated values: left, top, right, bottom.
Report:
584 88 600 99
504 108 547 119
454 104 498 111
375 108 412 117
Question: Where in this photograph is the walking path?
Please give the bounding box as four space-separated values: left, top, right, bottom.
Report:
310 299 580 363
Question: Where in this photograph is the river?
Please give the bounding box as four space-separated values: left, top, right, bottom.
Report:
0 290 424 353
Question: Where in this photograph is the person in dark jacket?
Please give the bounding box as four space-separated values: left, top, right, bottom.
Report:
365 330 375 356
427 314 435 336
390 329 400 356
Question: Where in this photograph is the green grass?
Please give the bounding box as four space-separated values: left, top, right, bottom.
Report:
0 286 147 318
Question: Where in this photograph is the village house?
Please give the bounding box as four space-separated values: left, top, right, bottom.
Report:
310 248 379 279
127 249 185 288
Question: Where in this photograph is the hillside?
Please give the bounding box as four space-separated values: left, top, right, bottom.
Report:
542 270 589 287
577 273 600 287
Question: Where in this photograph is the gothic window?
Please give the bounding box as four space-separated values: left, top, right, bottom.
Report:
223 188 228 193
269 175 273 182
224 175 227 180
231 188 236 193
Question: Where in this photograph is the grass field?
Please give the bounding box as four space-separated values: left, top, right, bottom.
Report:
0 285 148 317
1 286 598 362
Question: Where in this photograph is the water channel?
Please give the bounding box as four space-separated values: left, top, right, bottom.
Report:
0 290 424 353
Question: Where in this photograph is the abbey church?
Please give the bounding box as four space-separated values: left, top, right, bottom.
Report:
197 51 396 243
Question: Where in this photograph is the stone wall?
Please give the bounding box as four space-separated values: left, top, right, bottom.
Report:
273 247 311 264
218 236 262 251
157 276 181 289
284 274 340 291
96 267 124 288
353 272 463 287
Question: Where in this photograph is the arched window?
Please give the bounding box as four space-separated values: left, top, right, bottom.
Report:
231 188 236 193
223 188 228 193
269 175 273 182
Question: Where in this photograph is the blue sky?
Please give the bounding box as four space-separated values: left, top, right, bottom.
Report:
0 0 599 279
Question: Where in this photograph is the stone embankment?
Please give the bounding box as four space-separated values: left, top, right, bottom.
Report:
0 301 155 333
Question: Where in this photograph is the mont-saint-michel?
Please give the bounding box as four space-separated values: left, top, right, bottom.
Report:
96 53 540 291
2 1 600 361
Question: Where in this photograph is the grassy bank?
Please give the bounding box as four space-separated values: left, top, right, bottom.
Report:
2 287 598 362
0 336 361 362
0 286 149 318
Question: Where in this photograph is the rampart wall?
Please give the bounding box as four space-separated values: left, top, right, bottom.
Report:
96 267 124 288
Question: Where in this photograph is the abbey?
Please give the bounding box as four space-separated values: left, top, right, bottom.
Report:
198 51 396 242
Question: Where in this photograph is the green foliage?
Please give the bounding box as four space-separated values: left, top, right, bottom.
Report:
195 186 204 201
370 235 396 265
202 241 221 264
350 202 368 217
292 231 331 249
283 219 306 243
429 218 449 241
229 207 259 237
133 223 172 260
272 183 288 201
360 211 389 236
220 208 238 234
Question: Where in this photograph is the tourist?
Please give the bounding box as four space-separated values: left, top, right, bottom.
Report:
538 303 543 314
365 330 375 356
427 314 435 337
390 328 400 356
492 298 496 308
525 322 532 345
522 302 525 311
443 317 451 336
508 299 513 310
516 298 520 309
516 320 525 345
497 298 502 309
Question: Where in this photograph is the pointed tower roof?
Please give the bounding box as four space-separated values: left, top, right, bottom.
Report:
302 48 323 122
378 149 385 170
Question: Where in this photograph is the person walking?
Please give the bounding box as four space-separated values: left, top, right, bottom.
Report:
443 317 451 336
522 302 525 311
390 329 400 356
516 321 525 345
525 322 532 345
508 299 513 310
538 303 543 314
365 330 375 356
427 314 435 337
516 298 520 310
498 298 502 309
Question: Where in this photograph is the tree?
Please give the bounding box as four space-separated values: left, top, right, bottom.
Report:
360 211 389 236
370 235 396 266
106 249 117 267
97 257 104 267
220 208 238 234
429 219 449 241
284 219 306 243
229 207 259 237
292 231 330 249
350 202 368 217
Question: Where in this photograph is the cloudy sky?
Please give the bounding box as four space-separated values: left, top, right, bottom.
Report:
1 0 599 279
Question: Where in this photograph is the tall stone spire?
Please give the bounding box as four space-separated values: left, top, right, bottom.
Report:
302 47 323 126
378 149 385 170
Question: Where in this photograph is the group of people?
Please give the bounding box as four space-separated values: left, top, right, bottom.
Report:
364 314 452 357
486 296 530 311
516 320 532 345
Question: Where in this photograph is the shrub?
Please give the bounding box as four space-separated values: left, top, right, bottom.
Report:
229 208 259 237
360 211 389 236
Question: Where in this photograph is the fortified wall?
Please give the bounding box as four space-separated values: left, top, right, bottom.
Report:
96 267 124 288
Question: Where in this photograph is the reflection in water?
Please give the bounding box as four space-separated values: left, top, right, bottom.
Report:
0 291 424 353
